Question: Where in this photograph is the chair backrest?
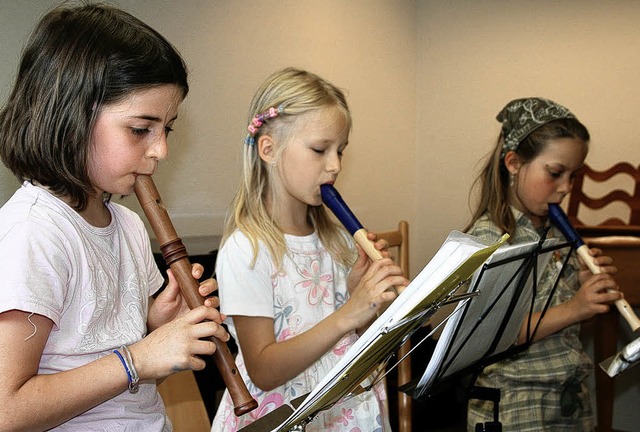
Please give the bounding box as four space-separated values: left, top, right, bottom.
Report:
158 370 211 431
566 162 640 432
566 162 640 236
374 220 411 432
375 220 410 278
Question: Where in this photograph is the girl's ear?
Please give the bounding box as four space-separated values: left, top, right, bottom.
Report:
503 150 521 175
257 134 275 164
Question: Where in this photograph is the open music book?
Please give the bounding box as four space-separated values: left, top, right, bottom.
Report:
240 230 508 431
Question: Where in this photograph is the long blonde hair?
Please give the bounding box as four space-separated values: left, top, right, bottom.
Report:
222 67 356 270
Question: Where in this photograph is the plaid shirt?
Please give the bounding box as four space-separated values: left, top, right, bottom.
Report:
466 208 595 432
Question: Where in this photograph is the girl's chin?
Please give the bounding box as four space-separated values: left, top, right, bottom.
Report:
532 209 548 218
106 186 135 197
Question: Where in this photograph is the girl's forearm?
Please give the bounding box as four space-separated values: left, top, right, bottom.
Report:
0 353 130 431
239 312 352 391
517 303 577 344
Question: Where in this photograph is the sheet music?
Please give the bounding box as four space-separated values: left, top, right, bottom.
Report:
414 238 560 397
259 230 508 432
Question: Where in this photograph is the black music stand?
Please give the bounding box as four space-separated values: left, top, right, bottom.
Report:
401 228 573 431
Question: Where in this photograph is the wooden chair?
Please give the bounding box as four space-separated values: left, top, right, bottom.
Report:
566 162 640 432
158 370 211 432
374 220 411 432
567 162 640 235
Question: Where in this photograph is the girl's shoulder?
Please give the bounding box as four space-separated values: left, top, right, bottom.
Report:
0 190 76 271
217 228 275 275
221 229 254 251
0 183 74 235
466 212 503 241
218 229 264 264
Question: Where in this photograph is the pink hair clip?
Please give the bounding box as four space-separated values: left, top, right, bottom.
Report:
244 104 285 146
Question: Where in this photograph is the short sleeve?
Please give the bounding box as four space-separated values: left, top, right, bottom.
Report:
0 221 71 325
216 231 275 318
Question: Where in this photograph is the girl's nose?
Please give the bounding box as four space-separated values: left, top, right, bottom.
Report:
147 136 168 161
558 175 573 194
327 152 342 174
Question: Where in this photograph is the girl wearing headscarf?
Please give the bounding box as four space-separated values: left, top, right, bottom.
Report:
464 97 621 431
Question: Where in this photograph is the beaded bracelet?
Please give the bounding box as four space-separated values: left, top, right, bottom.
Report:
114 346 140 394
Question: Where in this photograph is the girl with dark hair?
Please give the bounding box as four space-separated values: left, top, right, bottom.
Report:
0 4 227 430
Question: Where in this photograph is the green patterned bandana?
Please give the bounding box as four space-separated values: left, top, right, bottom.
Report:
497 97 575 158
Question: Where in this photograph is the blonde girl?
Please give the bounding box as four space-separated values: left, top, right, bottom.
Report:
212 68 407 431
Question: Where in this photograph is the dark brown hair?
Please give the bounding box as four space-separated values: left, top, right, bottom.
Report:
0 3 189 210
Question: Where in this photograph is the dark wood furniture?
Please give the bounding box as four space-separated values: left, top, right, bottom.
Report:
566 162 640 432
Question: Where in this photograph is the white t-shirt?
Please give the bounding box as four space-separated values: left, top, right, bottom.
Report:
0 182 169 431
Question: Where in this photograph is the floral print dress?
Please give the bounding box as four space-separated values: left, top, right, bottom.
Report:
211 230 390 432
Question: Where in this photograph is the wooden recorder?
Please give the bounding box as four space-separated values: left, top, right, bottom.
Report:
134 175 258 416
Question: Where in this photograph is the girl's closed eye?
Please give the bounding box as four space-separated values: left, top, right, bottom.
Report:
131 124 174 138
132 127 150 136
545 164 565 179
312 145 346 156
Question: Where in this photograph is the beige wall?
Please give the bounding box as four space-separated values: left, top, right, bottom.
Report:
0 0 416 247
2 1 639 428
414 3 640 429
414 0 640 263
